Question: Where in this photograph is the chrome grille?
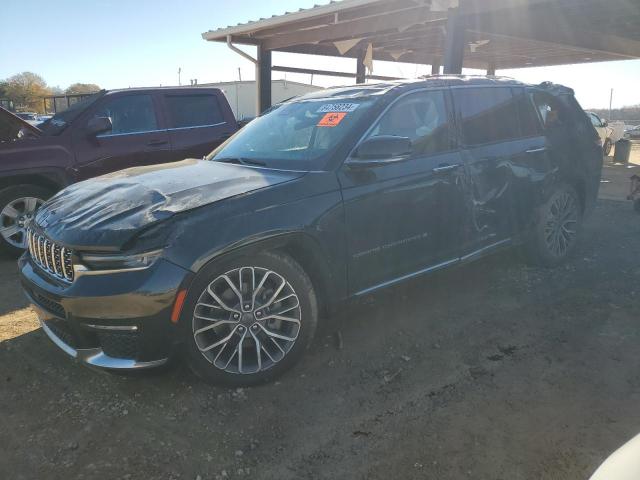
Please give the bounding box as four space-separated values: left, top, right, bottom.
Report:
27 229 74 282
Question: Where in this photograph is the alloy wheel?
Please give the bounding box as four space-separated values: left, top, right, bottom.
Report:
0 197 44 249
543 191 579 258
192 266 301 375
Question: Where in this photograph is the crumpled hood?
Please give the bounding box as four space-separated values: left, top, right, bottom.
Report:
35 159 303 250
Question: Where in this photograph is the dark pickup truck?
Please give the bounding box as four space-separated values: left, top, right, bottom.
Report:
0 87 237 254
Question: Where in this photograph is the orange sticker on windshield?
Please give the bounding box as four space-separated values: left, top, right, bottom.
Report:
318 112 347 127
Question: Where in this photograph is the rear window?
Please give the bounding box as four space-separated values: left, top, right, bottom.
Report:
531 91 567 130
453 87 520 145
165 94 225 129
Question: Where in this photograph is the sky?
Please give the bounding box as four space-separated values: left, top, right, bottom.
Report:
2 0 640 110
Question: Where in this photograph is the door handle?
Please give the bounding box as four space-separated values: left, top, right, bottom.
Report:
526 147 547 154
432 163 461 174
146 140 168 147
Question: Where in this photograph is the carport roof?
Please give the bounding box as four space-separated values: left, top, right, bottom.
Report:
202 0 640 70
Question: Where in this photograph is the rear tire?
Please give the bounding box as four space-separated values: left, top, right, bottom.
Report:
0 185 52 256
524 184 582 267
183 251 318 387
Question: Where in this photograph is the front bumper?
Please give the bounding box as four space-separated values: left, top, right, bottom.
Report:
19 254 192 370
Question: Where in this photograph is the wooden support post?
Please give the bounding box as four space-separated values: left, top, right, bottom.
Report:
256 45 272 114
356 49 366 84
443 8 465 74
431 58 441 75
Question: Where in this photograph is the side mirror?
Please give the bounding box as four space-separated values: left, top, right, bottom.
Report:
352 135 412 163
602 120 609 127
86 116 112 136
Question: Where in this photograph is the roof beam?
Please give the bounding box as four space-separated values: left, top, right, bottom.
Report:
466 6 640 60
273 65 402 81
262 5 447 51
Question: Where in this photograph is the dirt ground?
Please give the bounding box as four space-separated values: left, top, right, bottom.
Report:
1 147 639 480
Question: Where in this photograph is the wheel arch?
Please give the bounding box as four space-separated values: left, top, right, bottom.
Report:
0 171 67 194
189 232 344 318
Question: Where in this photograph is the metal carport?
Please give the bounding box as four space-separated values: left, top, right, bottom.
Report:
202 0 640 114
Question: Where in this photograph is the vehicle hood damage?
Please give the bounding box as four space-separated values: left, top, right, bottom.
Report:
34 159 303 250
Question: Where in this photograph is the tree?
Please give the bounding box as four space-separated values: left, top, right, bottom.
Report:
65 83 100 94
2 72 51 113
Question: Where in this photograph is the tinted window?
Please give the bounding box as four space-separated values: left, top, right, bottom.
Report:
366 90 451 155
515 89 541 137
589 113 602 127
454 87 520 145
165 94 224 128
531 92 566 130
93 94 157 135
38 92 103 136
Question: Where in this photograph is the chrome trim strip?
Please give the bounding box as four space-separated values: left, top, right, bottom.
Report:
460 238 511 262
355 258 459 296
27 228 74 282
51 243 60 276
354 237 513 297
432 163 461 173
39 319 166 370
40 319 78 358
167 122 227 132
525 147 547 154
96 121 227 138
85 324 139 331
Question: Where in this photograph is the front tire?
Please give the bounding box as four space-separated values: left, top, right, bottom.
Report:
525 184 582 267
0 185 51 256
603 138 613 157
183 251 318 387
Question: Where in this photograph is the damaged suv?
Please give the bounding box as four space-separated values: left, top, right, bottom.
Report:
19 77 602 386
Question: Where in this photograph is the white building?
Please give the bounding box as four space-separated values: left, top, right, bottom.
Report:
201 80 323 120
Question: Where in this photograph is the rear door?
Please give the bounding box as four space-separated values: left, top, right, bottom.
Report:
162 91 236 160
72 92 171 180
452 86 540 255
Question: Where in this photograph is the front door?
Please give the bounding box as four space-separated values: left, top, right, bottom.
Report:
73 93 171 180
339 89 466 295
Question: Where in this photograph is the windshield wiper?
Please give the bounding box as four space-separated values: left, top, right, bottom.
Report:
215 157 267 167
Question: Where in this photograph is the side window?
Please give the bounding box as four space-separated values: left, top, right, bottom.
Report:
454 87 520 145
515 88 541 137
93 94 157 135
366 90 451 156
589 113 602 127
531 92 566 130
165 94 225 129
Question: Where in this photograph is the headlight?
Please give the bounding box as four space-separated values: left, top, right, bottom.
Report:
81 249 163 271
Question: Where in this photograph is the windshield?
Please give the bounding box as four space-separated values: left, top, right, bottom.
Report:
208 96 379 169
38 92 104 135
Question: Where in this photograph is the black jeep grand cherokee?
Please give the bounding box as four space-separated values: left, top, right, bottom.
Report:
19 77 602 386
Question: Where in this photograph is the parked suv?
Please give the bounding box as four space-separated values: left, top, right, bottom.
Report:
19 77 602 386
0 87 237 254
